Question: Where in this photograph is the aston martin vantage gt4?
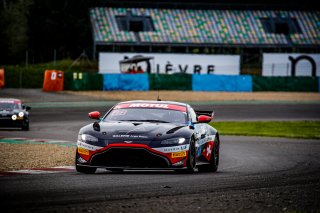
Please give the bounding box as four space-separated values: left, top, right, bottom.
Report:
75 100 220 174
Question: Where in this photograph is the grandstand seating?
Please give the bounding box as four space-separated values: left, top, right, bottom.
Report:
90 8 320 46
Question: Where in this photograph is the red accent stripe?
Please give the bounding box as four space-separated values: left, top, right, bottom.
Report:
0 171 25 176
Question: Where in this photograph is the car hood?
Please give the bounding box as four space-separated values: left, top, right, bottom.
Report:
80 121 190 141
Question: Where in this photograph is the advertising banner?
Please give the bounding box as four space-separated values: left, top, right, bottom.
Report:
262 53 320 77
99 53 240 75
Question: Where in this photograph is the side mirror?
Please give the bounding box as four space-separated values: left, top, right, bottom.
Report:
22 105 31 111
88 111 100 120
198 115 212 123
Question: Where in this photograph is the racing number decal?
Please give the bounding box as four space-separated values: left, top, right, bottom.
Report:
51 72 57 80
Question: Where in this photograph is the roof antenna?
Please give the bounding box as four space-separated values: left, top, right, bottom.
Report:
156 70 161 101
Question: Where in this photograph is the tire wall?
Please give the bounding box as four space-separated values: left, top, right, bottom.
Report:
149 74 192 90
4 69 320 92
103 74 149 91
64 72 103 90
192 75 252 92
252 76 318 92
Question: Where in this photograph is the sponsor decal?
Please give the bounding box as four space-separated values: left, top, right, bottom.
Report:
129 103 169 108
172 151 187 158
207 135 215 141
99 53 240 75
78 147 89 155
114 103 186 112
197 135 216 147
202 141 214 161
112 134 148 139
77 141 103 151
153 144 189 153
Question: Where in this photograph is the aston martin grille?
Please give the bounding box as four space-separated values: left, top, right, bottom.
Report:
90 148 170 168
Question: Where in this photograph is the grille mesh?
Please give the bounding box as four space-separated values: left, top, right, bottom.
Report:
91 148 170 168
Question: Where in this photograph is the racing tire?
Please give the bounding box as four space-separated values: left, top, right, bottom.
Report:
75 153 96 174
186 137 197 173
198 136 220 173
22 123 29 131
76 165 97 174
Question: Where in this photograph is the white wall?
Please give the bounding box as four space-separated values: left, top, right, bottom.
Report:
99 52 240 75
262 53 320 77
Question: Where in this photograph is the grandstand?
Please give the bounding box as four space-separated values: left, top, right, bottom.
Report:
90 1 320 75
91 8 319 47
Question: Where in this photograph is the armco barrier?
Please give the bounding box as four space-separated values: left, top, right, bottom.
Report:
192 75 252 92
149 74 192 90
252 76 318 92
103 74 149 91
64 72 103 90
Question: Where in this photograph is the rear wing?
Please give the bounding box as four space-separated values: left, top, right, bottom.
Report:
195 110 214 118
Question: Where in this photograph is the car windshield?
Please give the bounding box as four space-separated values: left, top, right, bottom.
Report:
104 108 187 124
0 102 21 111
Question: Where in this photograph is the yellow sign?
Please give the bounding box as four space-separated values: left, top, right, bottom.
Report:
172 151 186 158
78 147 89 155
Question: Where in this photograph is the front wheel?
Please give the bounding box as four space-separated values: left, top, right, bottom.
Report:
22 122 29 131
76 165 97 174
198 136 220 172
186 137 197 173
75 152 96 174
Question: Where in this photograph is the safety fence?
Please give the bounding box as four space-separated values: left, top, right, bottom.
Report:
2 70 320 92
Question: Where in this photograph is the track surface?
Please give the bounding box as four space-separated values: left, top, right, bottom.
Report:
1 136 319 212
0 89 320 212
1 103 320 141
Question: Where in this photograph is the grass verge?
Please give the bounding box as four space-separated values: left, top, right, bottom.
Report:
210 121 320 139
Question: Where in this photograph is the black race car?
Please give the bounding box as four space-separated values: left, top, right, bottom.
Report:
0 99 31 130
75 100 220 174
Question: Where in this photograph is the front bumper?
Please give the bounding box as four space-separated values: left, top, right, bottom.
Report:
0 117 26 128
76 143 189 170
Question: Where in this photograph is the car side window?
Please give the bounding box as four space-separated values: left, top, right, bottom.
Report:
188 105 197 123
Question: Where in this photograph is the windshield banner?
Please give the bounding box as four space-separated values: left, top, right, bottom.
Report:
114 103 187 112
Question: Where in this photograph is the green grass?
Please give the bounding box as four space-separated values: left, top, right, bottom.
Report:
210 121 320 139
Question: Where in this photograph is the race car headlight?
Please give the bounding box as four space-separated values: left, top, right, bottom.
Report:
78 134 99 144
161 137 186 145
18 112 24 117
11 115 17 120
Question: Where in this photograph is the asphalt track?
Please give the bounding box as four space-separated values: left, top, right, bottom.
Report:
1 103 320 141
0 96 320 212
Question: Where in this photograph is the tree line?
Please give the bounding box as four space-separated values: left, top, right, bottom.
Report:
0 0 97 65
